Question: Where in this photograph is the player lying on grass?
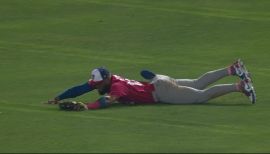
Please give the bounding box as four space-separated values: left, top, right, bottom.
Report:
47 59 256 111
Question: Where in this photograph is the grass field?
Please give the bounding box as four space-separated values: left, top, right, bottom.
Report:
0 0 270 153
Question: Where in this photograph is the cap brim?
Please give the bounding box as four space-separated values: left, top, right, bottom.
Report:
89 80 103 86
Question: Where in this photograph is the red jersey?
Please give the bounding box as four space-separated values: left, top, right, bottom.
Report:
109 75 156 104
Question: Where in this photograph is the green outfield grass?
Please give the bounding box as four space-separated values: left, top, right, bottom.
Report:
0 0 270 153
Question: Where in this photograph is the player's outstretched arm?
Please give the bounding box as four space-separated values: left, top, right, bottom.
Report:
47 82 94 104
57 96 118 111
86 95 119 110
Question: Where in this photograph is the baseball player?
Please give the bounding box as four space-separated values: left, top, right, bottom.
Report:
47 59 256 111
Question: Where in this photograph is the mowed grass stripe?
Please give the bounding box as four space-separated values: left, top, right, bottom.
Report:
86 0 270 21
0 103 253 136
2 101 268 137
0 40 252 70
0 41 152 64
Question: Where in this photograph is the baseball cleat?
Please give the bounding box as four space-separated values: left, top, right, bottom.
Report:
232 59 251 81
140 70 156 80
239 79 256 104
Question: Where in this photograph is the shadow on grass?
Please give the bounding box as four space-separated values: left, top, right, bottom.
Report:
42 101 252 112
202 103 253 107
107 101 253 110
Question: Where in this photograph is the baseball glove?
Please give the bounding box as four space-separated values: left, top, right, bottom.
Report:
59 101 87 111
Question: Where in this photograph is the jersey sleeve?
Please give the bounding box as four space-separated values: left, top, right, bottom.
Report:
56 82 94 100
109 83 128 98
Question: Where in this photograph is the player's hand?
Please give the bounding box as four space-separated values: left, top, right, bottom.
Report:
47 98 59 104
59 101 87 111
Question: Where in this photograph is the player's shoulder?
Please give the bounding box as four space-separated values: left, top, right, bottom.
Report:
111 75 126 82
111 75 127 88
112 74 124 80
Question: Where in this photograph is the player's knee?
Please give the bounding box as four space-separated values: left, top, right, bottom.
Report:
194 79 206 90
193 90 209 103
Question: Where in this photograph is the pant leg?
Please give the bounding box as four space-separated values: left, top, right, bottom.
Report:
175 68 229 90
174 79 197 88
197 84 238 103
153 77 239 104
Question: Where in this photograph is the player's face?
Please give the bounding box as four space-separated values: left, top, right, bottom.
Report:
96 79 111 95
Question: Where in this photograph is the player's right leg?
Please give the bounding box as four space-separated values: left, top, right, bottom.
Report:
198 79 256 104
175 68 228 90
239 79 256 103
176 59 251 90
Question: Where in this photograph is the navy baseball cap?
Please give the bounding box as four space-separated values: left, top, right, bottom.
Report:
90 67 110 85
